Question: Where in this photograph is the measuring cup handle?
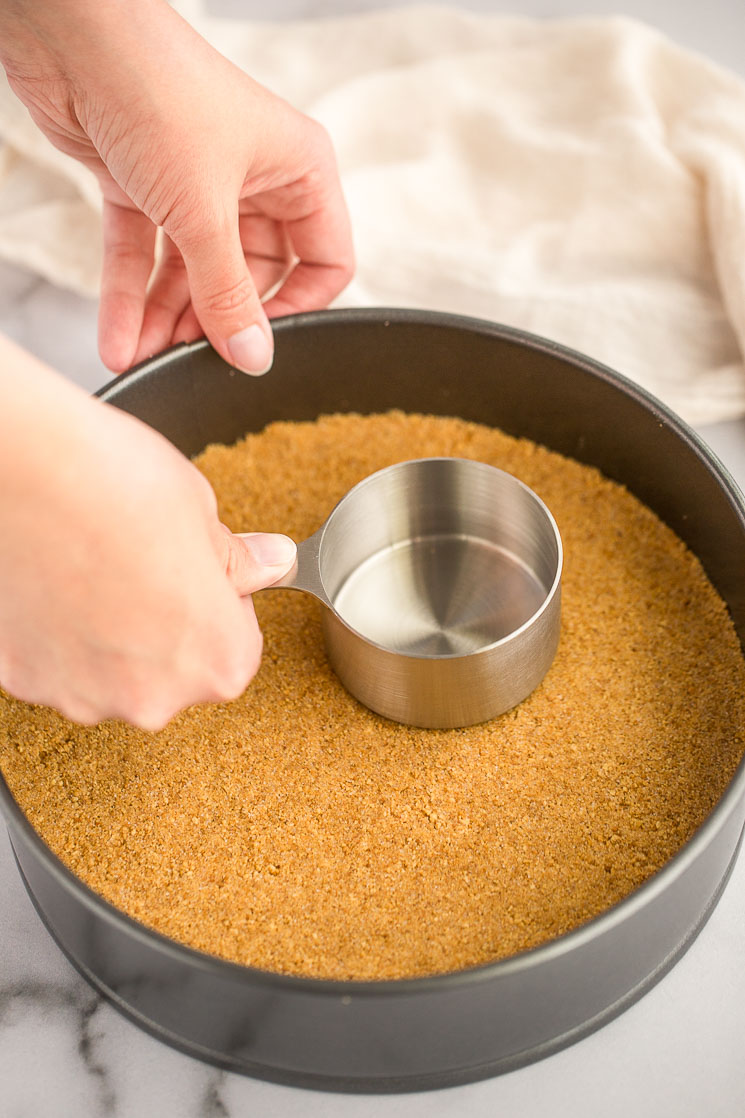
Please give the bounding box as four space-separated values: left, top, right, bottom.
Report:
267 527 330 606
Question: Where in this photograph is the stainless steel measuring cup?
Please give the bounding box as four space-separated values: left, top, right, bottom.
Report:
274 457 562 728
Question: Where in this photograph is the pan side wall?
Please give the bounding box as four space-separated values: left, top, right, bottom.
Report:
0 310 738 1088
4 793 744 1089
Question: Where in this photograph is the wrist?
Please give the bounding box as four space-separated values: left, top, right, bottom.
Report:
0 0 170 78
0 336 99 479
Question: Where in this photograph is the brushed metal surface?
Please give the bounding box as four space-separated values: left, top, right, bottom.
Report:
275 458 562 728
333 535 545 654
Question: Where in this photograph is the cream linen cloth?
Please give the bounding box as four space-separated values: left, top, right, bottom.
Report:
1 2 745 425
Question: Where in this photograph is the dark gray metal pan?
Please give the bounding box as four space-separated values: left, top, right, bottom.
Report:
1 308 744 1092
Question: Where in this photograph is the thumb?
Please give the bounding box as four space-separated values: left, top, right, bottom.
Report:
177 219 274 376
225 532 297 595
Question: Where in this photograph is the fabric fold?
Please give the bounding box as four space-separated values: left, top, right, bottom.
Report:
1 3 744 424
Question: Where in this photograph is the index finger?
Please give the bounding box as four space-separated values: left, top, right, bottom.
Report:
260 172 355 318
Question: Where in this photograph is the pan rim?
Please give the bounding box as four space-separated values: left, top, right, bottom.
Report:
2 306 745 997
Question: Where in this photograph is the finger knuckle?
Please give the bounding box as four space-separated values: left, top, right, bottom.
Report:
0 659 23 701
0 662 99 726
214 641 262 704
160 250 189 276
60 700 100 727
148 185 203 242
223 537 248 587
202 274 257 318
338 255 356 287
124 692 176 732
104 673 176 731
303 116 334 157
133 708 173 733
105 239 147 268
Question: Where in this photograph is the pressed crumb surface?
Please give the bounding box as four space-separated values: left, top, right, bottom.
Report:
2 411 745 981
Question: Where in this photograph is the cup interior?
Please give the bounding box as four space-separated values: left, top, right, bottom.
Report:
316 458 561 658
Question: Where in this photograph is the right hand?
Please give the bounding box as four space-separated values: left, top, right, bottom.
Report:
0 336 295 730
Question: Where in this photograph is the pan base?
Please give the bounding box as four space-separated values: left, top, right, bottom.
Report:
333 535 546 656
10 824 743 1094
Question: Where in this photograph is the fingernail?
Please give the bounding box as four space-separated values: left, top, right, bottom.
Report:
238 533 296 567
227 324 274 376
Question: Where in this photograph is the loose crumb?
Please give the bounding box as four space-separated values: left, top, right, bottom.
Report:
1 411 744 981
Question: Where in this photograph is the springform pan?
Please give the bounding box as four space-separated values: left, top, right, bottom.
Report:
1 308 744 1092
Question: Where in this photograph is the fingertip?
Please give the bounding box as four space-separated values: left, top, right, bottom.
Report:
99 202 156 373
237 532 297 571
227 322 274 376
98 302 141 374
226 532 297 596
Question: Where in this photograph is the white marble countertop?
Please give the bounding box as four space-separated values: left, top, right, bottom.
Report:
3 2 745 1115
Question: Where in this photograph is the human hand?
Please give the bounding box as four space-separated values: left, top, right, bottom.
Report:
0 336 296 729
0 0 354 374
